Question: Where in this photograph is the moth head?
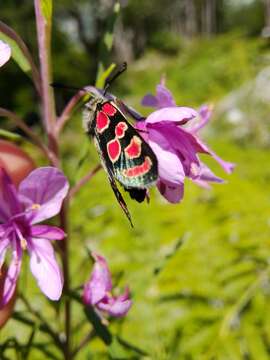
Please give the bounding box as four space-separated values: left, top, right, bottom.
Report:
82 96 100 133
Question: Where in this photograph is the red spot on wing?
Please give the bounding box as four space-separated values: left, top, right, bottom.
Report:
107 139 121 163
115 122 128 138
102 102 117 116
124 156 152 178
125 136 142 159
96 111 110 133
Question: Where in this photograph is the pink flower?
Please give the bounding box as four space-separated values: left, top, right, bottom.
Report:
0 167 69 306
0 41 11 67
83 253 132 318
138 81 235 203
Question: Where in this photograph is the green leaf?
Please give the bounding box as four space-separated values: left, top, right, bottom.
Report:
84 307 112 345
109 337 132 359
96 63 116 89
96 1 121 84
103 1 120 53
116 336 148 357
41 0 53 22
0 32 31 73
22 328 36 360
108 336 148 359
0 128 22 141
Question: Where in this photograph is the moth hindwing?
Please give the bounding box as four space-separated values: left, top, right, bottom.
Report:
83 96 158 226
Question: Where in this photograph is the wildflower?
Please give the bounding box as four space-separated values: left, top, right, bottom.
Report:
83 253 132 317
137 80 235 203
0 167 69 306
0 40 11 67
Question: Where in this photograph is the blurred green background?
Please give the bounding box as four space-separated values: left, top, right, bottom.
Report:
1 0 270 359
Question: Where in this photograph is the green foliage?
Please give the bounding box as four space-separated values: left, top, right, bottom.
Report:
222 0 264 35
149 31 182 55
120 33 266 108
60 130 270 359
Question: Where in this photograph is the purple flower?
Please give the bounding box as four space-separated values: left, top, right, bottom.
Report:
0 167 69 306
83 253 132 318
138 80 235 203
0 41 11 67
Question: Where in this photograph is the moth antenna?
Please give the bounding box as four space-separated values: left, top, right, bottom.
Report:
104 62 127 95
50 82 85 92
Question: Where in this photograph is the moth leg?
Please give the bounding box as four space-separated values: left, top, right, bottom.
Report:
108 172 134 227
93 136 134 227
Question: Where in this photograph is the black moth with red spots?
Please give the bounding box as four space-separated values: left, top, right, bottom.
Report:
83 94 158 226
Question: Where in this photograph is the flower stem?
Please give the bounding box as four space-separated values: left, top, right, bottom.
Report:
34 2 71 358
55 90 87 136
69 165 102 200
34 0 56 138
59 199 71 360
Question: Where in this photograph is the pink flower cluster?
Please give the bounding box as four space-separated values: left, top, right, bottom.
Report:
136 80 235 203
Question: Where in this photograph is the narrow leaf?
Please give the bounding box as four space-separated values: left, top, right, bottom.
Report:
0 129 22 141
96 63 116 89
96 1 121 84
84 307 112 345
41 0 53 22
0 21 40 93
0 32 30 73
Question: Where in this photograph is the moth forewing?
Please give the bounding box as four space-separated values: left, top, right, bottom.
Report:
83 93 158 225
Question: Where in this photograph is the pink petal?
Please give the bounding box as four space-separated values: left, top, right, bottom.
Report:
141 94 158 108
0 41 11 67
156 84 176 108
149 129 185 185
152 125 206 179
0 168 21 221
192 179 212 189
207 148 235 174
0 236 9 270
192 162 224 189
197 162 224 184
97 288 132 317
194 137 235 174
29 238 63 300
18 167 69 224
30 225 65 240
0 251 21 308
189 105 212 133
145 107 197 125
157 179 184 203
135 121 148 142
83 253 112 306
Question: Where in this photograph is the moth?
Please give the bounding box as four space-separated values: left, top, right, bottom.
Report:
82 64 158 226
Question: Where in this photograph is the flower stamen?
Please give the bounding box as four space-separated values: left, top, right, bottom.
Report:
20 237 27 250
31 203 41 210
